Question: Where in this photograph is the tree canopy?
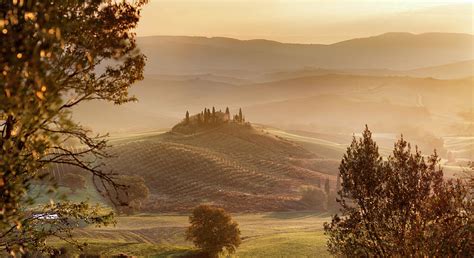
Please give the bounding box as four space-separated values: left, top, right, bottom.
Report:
324 126 473 256
186 205 241 257
0 0 147 253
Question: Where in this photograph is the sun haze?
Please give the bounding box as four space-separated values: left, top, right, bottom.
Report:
135 0 473 44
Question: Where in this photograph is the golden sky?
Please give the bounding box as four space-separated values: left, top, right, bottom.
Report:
136 0 473 44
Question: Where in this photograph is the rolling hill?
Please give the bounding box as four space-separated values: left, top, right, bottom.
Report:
73 74 473 138
102 122 338 212
137 32 474 74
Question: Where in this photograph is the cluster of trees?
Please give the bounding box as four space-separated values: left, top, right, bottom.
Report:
325 126 473 256
184 107 246 126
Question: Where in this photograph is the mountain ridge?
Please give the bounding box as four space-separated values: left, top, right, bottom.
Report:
137 32 474 72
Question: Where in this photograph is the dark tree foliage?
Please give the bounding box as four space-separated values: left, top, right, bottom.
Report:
185 111 190 124
186 205 241 257
0 0 148 253
324 126 473 256
61 173 86 193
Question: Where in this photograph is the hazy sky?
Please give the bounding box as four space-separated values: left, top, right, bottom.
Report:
136 0 473 44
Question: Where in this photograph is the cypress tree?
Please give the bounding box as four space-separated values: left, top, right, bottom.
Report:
239 108 243 123
185 111 190 124
212 107 216 123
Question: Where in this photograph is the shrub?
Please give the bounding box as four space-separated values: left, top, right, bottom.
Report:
300 187 327 210
61 173 86 193
186 205 241 257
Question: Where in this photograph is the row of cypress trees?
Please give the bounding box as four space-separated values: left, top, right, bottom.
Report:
184 107 246 125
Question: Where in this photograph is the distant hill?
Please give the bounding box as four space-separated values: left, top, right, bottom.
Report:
137 32 473 73
404 60 474 79
103 123 337 212
73 74 473 135
262 59 474 81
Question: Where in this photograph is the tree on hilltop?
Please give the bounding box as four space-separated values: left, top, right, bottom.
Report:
185 111 190 124
212 107 217 123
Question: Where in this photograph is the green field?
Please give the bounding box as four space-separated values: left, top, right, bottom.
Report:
52 212 331 257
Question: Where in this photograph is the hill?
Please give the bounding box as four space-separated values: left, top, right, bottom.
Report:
137 33 474 74
102 122 337 212
72 74 473 137
262 60 474 81
404 59 474 79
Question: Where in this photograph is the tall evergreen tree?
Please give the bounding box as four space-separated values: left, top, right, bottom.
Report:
202 109 207 124
238 108 243 123
212 107 216 123
324 126 473 256
185 111 190 124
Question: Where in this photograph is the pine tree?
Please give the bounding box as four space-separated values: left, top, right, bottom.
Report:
225 107 230 122
197 113 202 125
203 109 208 124
238 108 243 123
212 107 216 123
324 126 472 256
185 111 190 124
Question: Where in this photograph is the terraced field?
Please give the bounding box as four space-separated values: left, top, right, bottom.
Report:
103 123 338 212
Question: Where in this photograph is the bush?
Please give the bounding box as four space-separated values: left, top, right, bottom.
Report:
300 187 327 210
186 205 241 257
113 175 150 214
61 173 86 193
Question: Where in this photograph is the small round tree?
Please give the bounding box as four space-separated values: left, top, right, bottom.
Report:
186 205 241 257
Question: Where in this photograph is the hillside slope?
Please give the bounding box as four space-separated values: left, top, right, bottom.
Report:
137 33 474 73
104 123 336 212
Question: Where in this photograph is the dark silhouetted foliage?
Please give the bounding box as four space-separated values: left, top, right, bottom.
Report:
324 126 473 256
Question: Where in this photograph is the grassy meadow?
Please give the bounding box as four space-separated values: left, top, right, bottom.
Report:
50 212 331 257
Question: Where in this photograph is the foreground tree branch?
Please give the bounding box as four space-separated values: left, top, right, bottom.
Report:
0 0 148 254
